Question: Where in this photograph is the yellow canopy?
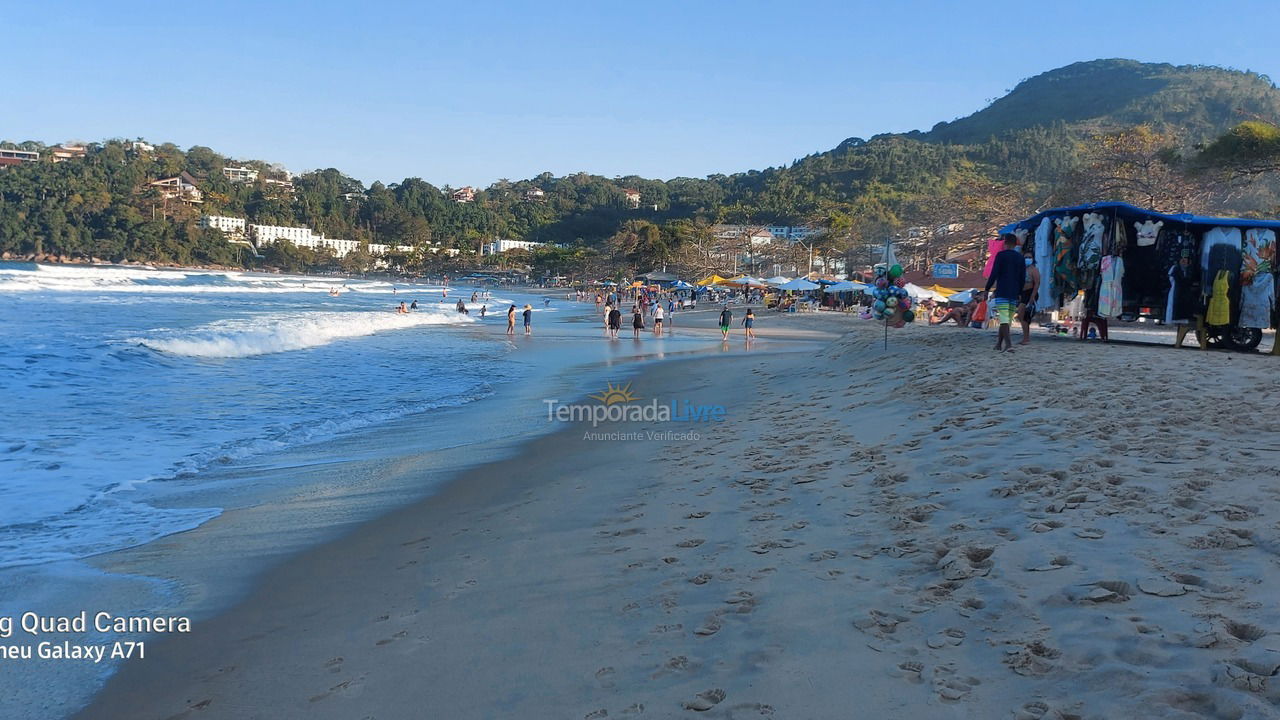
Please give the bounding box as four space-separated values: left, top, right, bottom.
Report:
629 281 645 288
926 283 960 296
697 274 728 286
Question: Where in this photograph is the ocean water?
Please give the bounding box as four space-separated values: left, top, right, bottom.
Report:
0 262 526 569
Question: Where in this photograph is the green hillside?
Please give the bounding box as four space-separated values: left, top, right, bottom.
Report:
919 59 1280 145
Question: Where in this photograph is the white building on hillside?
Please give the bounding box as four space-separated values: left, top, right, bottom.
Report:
481 239 545 255
199 215 247 235
222 165 259 181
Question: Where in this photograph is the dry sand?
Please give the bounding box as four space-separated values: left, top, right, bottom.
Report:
75 319 1280 719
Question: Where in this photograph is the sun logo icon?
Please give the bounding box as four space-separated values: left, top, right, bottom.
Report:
590 382 638 406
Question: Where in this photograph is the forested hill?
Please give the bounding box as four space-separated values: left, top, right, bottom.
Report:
2 59 1279 271
918 59 1280 145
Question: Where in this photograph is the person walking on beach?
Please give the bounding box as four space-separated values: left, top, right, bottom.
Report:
632 305 645 338
522 304 533 335
719 305 733 340
743 307 756 340
1017 245 1041 346
603 303 613 337
506 305 516 335
653 302 664 337
608 305 622 339
984 234 1026 352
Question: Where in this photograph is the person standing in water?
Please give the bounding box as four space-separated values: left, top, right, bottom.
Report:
719 305 733 340
653 302 664 337
522 304 533 335
743 307 756 340
410 299 418 310
480 305 487 318
506 305 516 335
607 304 622 339
632 305 645 338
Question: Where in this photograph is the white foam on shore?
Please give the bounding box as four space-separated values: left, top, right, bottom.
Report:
132 309 472 357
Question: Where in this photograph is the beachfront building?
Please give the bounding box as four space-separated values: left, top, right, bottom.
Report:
0 148 39 166
50 145 88 162
248 224 359 257
366 243 416 255
222 166 259 183
481 239 545 255
149 172 203 203
622 188 641 209
451 186 476 203
198 215 247 236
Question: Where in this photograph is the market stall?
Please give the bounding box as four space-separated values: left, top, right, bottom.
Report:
1000 202 1278 352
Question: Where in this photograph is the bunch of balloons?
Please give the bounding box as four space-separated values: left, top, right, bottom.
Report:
869 263 914 328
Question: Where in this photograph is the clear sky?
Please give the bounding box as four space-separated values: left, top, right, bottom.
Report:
6 0 1279 187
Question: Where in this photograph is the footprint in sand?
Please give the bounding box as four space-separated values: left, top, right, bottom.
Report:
927 628 966 649
585 709 608 719
694 616 722 636
891 661 925 683
683 688 726 711
595 666 616 688
676 538 705 548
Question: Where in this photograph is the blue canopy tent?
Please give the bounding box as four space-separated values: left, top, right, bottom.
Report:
1000 201 1280 235
1000 201 1280 353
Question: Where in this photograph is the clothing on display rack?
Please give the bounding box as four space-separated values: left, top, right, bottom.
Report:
1165 260 1200 324
1053 216 1079 301
1206 269 1232 326
1098 255 1125 317
1034 217 1055 309
1240 229 1276 329
1078 213 1106 312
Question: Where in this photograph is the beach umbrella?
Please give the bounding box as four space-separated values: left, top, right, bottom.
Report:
926 283 960 296
729 275 767 287
825 281 867 293
948 289 976 303
764 276 792 286
776 277 820 291
698 274 728 286
668 280 694 289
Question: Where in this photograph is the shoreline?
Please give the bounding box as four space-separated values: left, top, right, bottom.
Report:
9 301 835 719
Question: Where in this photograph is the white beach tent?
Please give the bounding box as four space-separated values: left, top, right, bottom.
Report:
730 276 767 287
776 278 820 291
764 276 792 286
902 283 949 303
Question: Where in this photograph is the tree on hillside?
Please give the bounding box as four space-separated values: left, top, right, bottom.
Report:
1054 126 1215 213
1197 120 1280 178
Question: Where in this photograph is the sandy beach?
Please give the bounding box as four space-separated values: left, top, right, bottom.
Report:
73 316 1280 719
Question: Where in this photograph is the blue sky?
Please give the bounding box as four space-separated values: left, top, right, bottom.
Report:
6 0 1279 186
